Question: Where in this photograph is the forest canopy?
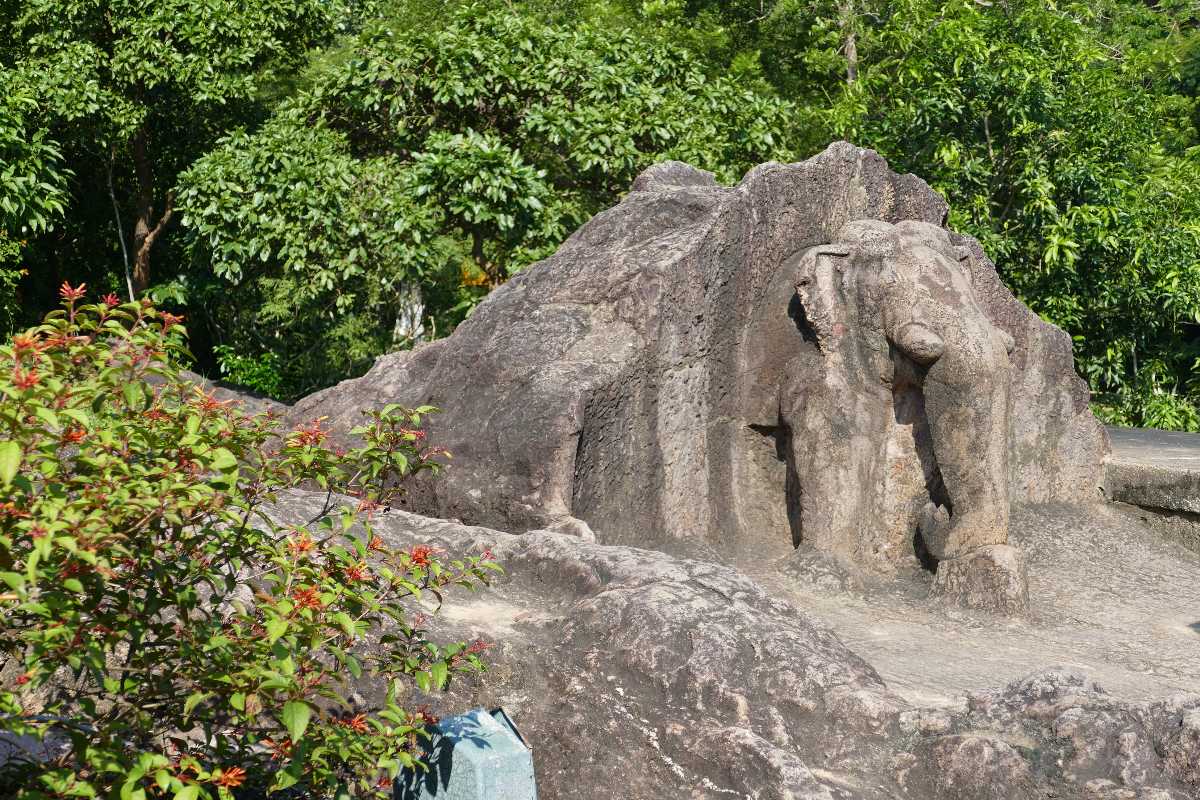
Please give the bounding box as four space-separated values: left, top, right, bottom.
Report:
3 0 1200 427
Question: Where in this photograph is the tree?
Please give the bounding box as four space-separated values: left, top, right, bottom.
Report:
585 0 1200 428
0 0 333 298
175 3 798 399
0 68 68 243
0 66 70 333
826 0 1200 428
176 117 447 399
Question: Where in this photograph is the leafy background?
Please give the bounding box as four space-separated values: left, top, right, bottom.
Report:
3 0 1200 426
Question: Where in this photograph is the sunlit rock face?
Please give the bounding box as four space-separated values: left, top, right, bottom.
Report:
292 141 1106 604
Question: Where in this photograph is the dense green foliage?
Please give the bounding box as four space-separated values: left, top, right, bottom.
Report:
0 289 498 798
4 0 1200 425
174 6 795 397
829 0 1200 429
0 0 333 303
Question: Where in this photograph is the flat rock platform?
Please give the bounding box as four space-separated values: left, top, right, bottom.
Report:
1107 425 1200 513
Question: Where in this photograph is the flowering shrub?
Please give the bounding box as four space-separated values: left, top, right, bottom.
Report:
0 286 499 798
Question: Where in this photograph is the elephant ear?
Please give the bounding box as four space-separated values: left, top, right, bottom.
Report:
794 244 852 348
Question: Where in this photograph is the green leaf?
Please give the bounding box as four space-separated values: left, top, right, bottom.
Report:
430 661 449 690
209 448 237 472
122 382 142 411
62 408 91 427
0 441 20 486
174 786 200 800
155 770 171 792
265 617 288 645
33 406 59 429
272 766 300 791
184 691 209 717
282 700 311 742
333 611 355 639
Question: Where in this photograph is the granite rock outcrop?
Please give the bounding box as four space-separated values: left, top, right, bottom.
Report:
293 142 1106 598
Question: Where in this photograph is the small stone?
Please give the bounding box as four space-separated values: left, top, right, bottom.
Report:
926 734 1034 799
1163 708 1200 786
931 545 1029 614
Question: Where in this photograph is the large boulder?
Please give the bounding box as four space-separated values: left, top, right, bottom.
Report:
292 142 1106 579
266 490 1200 800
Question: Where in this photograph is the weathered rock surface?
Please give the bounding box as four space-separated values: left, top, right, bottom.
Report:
787 221 1016 572
267 490 1200 800
1105 427 1200 515
292 142 1106 584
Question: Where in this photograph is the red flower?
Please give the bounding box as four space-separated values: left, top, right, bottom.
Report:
291 586 323 610
41 334 69 352
413 705 439 725
101 293 121 307
12 367 39 390
60 427 86 444
262 738 294 760
161 311 185 331
466 638 493 655
343 562 371 583
290 419 328 447
367 535 385 552
58 282 86 302
287 532 315 557
192 390 229 413
213 766 246 788
10 334 38 354
15 673 30 686
337 713 369 734
409 545 440 568
0 503 27 520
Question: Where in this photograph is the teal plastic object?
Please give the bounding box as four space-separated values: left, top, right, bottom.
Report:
396 708 536 800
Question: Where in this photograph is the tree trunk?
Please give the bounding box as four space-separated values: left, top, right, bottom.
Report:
391 284 426 344
130 128 174 294
839 0 858 85
470 228 502 289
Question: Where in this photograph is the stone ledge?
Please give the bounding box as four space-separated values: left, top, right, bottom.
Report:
1105 425 1200 514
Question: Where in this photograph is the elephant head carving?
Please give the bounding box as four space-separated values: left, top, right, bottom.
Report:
783 220 1028 612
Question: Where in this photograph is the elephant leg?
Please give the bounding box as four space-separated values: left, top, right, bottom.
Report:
921 352 1027 613
920 368 1011 560
782 368 890 568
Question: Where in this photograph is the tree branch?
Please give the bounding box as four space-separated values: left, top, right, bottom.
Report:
106 147 136 302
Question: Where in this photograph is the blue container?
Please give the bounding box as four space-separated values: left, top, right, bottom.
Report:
396 708 536 800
